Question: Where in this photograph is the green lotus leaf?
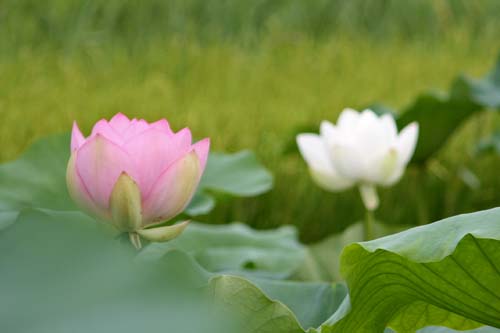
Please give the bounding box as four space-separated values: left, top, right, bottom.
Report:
320 208 500 333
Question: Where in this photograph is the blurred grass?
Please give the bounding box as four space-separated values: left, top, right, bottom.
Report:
2 0 500 52
1 0 500 241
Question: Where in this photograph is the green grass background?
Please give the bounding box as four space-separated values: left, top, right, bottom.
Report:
1 0 500 241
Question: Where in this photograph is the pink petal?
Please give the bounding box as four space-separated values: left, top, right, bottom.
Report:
71 122 86 152
76 134 136 210
142 151 200 225
91 119 123 145
123 128 192 197
122 119 151 142
66 151 109 220
192 138 210 172
174 127 193 146
109 113 131 133
150 119 174 136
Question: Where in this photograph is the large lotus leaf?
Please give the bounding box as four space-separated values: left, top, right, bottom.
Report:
185 150 274 216
0 134 273 221
0 209 221 333
200 150 274 196
319 208 500 333
139 222 306 279
186 150 274 215
0 208 345 333
0 210 18 230
184 191 216 215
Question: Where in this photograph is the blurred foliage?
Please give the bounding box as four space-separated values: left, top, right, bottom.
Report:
2 0 500 53
398 55 500 163
475 131 500 156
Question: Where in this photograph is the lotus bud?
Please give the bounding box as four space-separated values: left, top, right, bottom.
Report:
297 108 418 211
66 113 210 249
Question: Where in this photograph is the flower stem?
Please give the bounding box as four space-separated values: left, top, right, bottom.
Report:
359 184 379 211
358 185 378 241
363 209 375 241
129 232 142 250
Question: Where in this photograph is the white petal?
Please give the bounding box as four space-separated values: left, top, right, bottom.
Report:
352 111 396 174
320 108 415 187
309 166 354 192
297 134 332 171
297 134 353 191
379 114 398 141
373 148 400 185
382 165 405 186
377 123 418 186
320 120 337 141
397 122 419 164
337 108 360 130
330 142 366 181
357 109 380 134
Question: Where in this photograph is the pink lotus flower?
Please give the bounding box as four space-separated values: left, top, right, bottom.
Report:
66 113 210 248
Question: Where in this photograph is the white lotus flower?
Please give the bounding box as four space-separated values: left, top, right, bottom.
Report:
297 108 418 211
